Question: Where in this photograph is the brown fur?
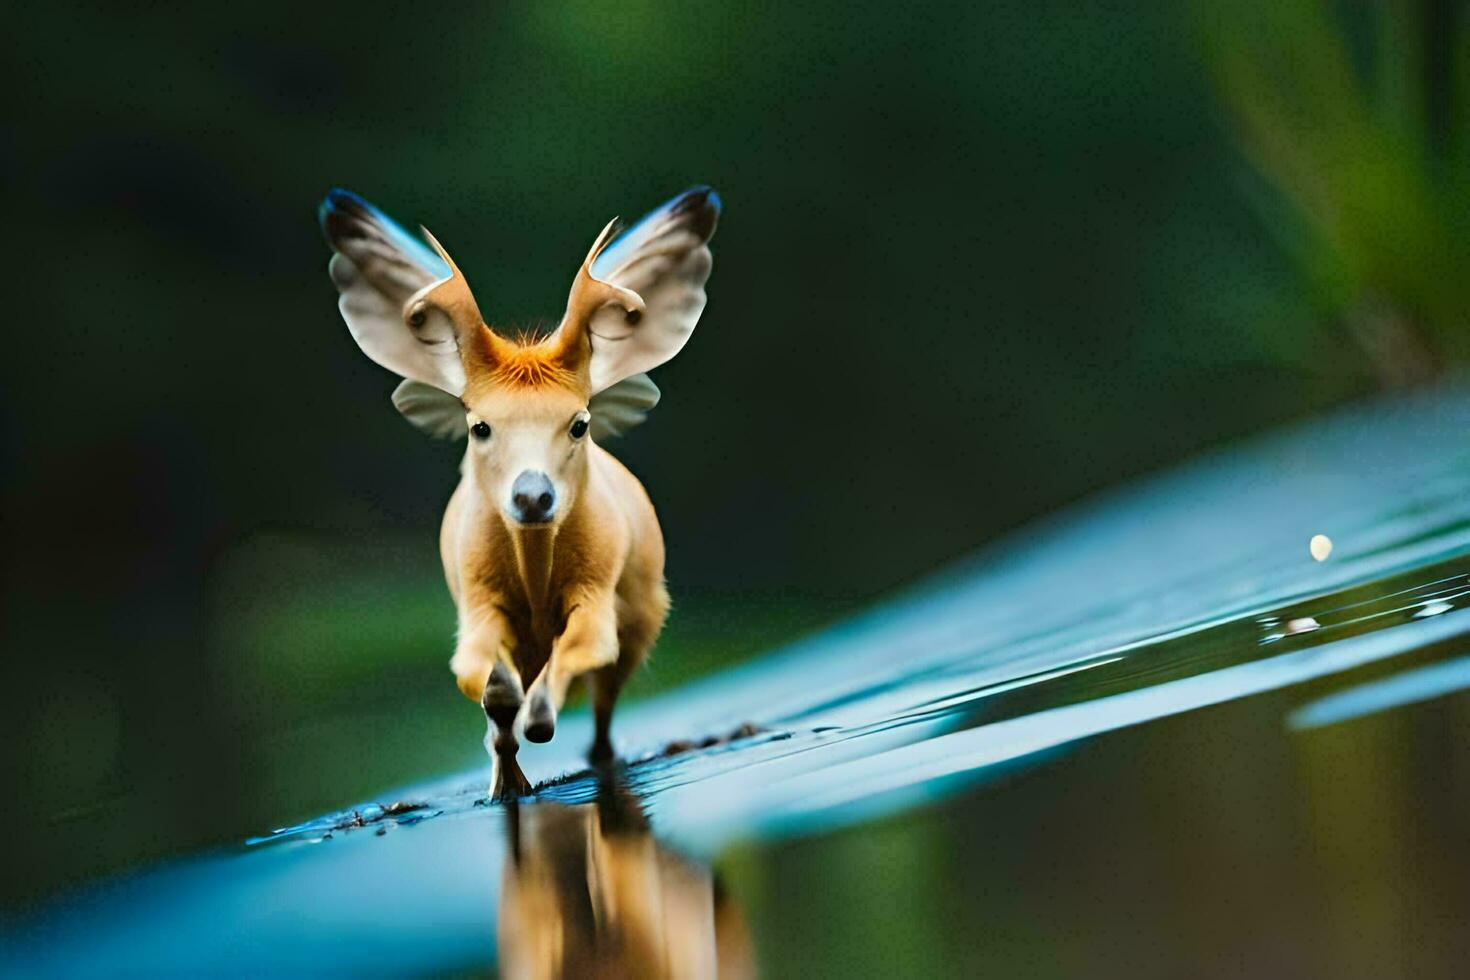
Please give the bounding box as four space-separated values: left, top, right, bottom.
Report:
485 340 580 390
441 408 670 693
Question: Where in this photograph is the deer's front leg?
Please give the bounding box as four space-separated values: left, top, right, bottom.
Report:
523 590 619 744
483 662 532 802
450 603 530 801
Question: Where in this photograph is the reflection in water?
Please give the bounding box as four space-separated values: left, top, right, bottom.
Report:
1288 653 1470 729
498 781 754 980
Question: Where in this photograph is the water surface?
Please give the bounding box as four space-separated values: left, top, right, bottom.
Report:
6 388 1470 976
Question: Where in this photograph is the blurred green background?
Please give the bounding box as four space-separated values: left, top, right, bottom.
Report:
2 0 1465 907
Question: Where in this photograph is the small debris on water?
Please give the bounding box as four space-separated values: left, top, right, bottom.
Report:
662 738 696 757
661 722 766 758
1284 616 1320 636
1310 534 1333 562
382 801 425 816
320 800 428 835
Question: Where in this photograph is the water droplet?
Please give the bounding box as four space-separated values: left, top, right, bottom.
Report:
1284 617 1320 635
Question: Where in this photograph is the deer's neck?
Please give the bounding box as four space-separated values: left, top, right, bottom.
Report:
506 522 559 644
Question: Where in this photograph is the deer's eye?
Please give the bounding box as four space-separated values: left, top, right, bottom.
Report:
471 420 491 441
569 414 590 440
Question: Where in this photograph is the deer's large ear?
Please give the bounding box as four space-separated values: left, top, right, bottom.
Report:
588 372 661 440
553 187 721 394
391 379 469 440
320 189 490 397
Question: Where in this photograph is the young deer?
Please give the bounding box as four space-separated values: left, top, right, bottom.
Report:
320 187 720 799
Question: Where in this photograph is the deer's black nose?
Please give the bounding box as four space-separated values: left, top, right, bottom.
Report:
510 471 556 524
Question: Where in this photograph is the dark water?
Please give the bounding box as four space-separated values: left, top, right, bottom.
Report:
6 388 1470 977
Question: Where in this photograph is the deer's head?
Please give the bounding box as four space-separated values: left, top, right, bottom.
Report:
321 187 720 528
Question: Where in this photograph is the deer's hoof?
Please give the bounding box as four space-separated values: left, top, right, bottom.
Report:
490 758 533 803
490 778 528 804
524 691 556 743
481 662 523 729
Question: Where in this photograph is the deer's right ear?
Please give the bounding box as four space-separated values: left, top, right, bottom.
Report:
319 189 472 396
560 186 721 394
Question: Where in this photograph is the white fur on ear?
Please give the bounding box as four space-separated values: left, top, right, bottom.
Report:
583 187 720 394
392 379 468 440
587 372 661 440
320 190 468 396
392 374 662 442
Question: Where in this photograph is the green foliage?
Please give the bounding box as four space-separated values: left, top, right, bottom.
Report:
1199 0 1470 383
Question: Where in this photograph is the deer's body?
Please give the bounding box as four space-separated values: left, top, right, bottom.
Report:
320 185 719 798
441 436 669 792
442 440 667 695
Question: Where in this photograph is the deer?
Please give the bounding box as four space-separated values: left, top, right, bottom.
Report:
319 186 720 800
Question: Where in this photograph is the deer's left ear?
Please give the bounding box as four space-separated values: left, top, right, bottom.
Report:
553 187 721 394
